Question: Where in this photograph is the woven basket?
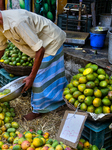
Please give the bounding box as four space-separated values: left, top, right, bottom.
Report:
0 62 32 76
63 94 112 122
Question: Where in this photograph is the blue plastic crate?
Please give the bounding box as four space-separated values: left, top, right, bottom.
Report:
81 120 112 150
0 68 20 86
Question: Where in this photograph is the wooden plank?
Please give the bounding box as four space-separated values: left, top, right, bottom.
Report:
32 0 34 12
5 0 8 10
57 0 67 15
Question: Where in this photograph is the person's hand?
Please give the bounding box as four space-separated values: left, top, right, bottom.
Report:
21 76 35 93
21 47 45 93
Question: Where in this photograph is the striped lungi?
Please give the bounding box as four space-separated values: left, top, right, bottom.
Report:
31 45 68 113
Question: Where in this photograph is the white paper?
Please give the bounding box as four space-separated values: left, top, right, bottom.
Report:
60 113 85 143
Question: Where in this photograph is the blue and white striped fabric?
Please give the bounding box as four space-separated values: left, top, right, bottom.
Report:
31 45 68 113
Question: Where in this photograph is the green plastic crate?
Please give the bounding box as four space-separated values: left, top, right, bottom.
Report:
0 68 20 86
81 120 112 150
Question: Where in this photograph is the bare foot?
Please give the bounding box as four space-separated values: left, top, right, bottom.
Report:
22 112 42 121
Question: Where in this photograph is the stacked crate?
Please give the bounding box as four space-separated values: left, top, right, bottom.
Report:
0 68 20 87
82 119 112 150
67 0 107 24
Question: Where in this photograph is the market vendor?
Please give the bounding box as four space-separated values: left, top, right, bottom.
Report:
0 9 68 121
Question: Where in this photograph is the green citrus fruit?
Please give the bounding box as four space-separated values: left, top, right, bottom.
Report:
87 105 95 113
89 64 98 71
83 68 93 76
102 98 111 106
65 94 73 101
69 87 78 94
78 68 85 73
84 89 94 96
84 96 93 106
86 74 96 81
94 89 102 98
78 95 85 103
95 106 103 114
80 103 87 111
99 81 108 88
69 97 75 104
93 98 102 107
74 100 80 108
86 81 95 89
73 80 79 87
78 84 86 92
79 76 87 84
85 63 92 69
73 91 82 99
98 74 106 80
103 106 110 113
97 68 106 75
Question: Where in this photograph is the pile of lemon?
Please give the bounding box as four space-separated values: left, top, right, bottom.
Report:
0 42 34 67
63 63 112 114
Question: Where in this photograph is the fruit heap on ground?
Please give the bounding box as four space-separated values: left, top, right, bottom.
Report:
0 42 34 67
63 63 112 114
0 102 106 150
77 138 106 150
0 101 18 141
1 129 71 150
0 128 106 150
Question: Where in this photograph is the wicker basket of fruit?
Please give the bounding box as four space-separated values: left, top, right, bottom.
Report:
0 42 33 76
0 62 32 76
63 63 112 122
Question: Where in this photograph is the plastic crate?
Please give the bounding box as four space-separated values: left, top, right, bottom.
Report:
81 120 112 150
67 0 107 14
0 68 20 87
57 14 92 32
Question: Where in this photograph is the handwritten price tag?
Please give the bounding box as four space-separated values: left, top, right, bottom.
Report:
60 113 85 143
56 111 88 148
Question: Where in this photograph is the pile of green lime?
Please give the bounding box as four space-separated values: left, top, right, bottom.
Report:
0 42 34 67
63 63 112 114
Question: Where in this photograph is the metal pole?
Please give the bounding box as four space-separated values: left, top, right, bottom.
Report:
77 0 82 31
